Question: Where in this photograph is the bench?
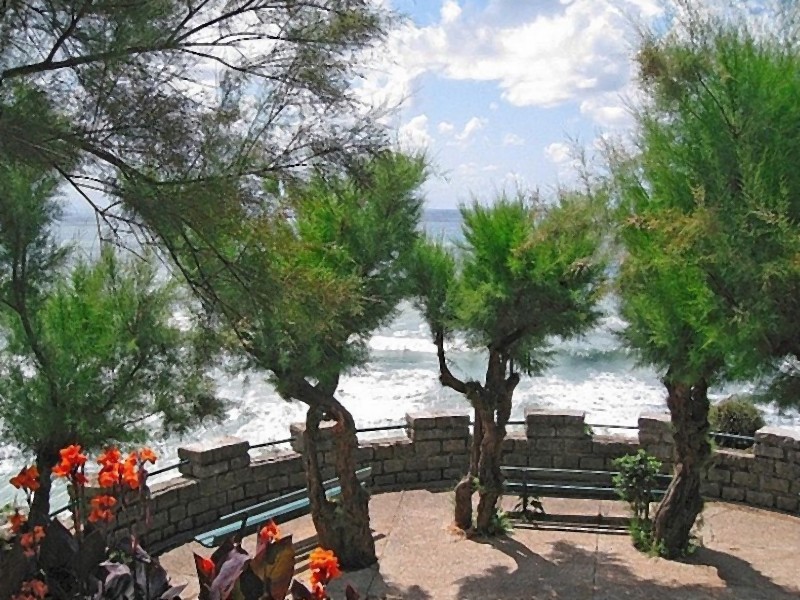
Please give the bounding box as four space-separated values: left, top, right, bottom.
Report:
194 466 372 548
501 466 672 516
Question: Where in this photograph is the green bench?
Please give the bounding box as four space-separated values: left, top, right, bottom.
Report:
194 466 372 548
501 465 672 514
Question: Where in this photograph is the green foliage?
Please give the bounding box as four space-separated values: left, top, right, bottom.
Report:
613 2 800 392
613 450 662 523
414 192 608 374
0 164 224 460
709 395 765 440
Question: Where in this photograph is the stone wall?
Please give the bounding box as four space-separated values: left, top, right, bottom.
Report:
135 409 799 554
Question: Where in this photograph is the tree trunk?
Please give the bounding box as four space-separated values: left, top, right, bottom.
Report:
302 400 376 569
454 409 483 530
30 446 58 526
652 379 710 558
475 406 503 533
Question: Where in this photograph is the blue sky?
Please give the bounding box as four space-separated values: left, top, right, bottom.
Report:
362 0 667 208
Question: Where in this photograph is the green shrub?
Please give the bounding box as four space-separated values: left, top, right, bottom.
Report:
709 395 765 447
613 450 662 553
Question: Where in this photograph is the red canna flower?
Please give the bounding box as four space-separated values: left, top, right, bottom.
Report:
88 495 117 523
97 447 122 469
19 526 45 558
309 547 341 593
59 445 87 468
138 447 157 464
9 466 40 492
9 511 26 534
52 444 88 488
258 519 281 544
11 579 48 600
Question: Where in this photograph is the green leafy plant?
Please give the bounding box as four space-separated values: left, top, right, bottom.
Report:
709 396 765 448
613 451 662 552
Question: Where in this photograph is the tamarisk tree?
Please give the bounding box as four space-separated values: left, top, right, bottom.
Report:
174 152 426 568
0 163 223 521
612 1 800 556
411 193 606 533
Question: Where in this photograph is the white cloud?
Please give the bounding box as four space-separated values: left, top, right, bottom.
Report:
544 141 572 165
398 114 433 149
456 116 487 141
355 0 664 120
441 1 462 24
437 121 455 134
503 133 525 146
489 102 499 111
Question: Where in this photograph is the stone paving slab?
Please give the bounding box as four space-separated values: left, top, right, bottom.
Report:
160 490 800 599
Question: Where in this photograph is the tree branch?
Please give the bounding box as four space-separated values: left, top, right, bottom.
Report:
435 330 467 394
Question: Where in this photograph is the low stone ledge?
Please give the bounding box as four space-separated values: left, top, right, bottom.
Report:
178 436 249 467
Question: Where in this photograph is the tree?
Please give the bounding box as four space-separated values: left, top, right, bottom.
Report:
0 0 393 307
0 162 224 521
411 193 606 533
176 152 426 568
612 0 800 556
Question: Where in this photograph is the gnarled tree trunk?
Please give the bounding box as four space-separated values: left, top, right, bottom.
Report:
454 409 482 530
302 398 376 569
653 378 711 558
30 445 59 526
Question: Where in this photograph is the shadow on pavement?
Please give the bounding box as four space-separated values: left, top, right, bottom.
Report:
455 536 800 600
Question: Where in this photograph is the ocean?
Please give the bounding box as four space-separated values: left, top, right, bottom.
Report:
1 209 798 505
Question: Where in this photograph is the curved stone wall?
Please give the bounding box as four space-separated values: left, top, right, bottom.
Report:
130 409 799 554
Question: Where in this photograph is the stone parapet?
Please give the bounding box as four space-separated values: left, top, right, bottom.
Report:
134 409 798 554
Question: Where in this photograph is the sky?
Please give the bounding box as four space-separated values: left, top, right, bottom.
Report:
365 0 667 208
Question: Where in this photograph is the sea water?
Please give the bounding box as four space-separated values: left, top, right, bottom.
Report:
1 209 798 506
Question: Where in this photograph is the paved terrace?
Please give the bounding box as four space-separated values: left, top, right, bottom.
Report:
161 490 800 599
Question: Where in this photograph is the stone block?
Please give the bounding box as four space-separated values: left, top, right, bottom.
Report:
289 421 337 454
178 436 249 467
592 436 636 458
714 449 753 470
755 426 800 450
393 439 415 459
526 408 585 426
370 462 384 476
228 487 245 504
648 444 674 461
732 471 758 489
194 510 219 528
442 438 468 453
450 455 470 470
373 474 396 488
775 461 800 479
536 438 564 453
187 497 210 517
383 459 405 474
420 469 443 482
751 458 775 475
564 439 594 455
754 444 785 460
776 495 799 513
405 411 438 430
552 455 581 469
404 457 428 472
427 456 451 470
168 505 187 522
182 460 231 480
579 457 606 470
396 471 420 485
638 413 671 436
177 517 194 532
530 455 553 468
244 481 267 498
745 489 774 508
705 468 731 484
289 472 306 487
558 424 590 439
503 453 529 467
760 476 790 494
721 486 745 502
700 482 721 497
444 468 465 480
526 425 557 438
414 440 442 456
268 475 289 492
434 413 470 431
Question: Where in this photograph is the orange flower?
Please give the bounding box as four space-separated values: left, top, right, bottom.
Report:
9 511 26 534
59 445 87 468
122 458 140 489
138 447 157 464
98 468 121 488
9 466 40 492
88 495 117 523
97 447 122 469
308 547 341 590
11 580 48 600
258 520 281 544
19 526 45 558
